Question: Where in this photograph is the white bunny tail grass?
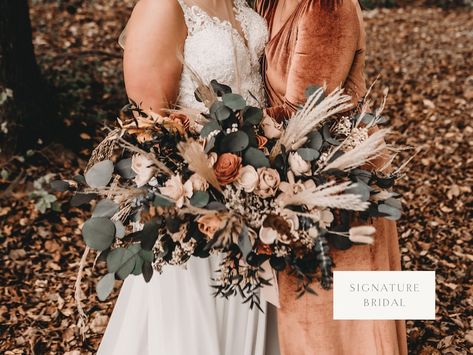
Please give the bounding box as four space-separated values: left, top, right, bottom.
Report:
282 181 370 212
348 225 376 244
270 87 353 159
322 128 390 172
178 139 222 192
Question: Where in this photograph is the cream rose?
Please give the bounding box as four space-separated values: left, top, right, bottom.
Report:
256 168 280 198
131 154 155 187
259 227 278 245
288 152 311 176
310 208 334 229
234 165 259 192
184 173 209 194
159 174 192 208
260 112 283 139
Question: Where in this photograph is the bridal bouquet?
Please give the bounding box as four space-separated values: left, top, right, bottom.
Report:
56 80 403 308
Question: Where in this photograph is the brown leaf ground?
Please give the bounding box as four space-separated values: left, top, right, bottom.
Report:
1 2 472 354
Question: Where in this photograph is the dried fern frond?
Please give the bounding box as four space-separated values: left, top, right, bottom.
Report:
321 128 390 172
178 139 222 192
270 87 353 159
86 128 121 172
179 57 217 109
281 181 369 211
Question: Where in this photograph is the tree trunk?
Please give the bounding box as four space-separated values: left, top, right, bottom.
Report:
0 0 56 157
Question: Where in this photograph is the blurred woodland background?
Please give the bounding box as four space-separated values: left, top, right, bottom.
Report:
0 0 472 354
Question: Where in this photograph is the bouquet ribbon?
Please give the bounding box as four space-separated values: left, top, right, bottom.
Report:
260 260 280 308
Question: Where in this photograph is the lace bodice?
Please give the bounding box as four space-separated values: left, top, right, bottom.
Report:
176 0 268 110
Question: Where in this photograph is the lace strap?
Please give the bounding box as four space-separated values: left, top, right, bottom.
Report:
176 0 209 35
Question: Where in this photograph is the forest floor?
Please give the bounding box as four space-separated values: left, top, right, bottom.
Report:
1 2 472 354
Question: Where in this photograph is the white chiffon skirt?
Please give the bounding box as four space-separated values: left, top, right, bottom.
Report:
97 254 280 355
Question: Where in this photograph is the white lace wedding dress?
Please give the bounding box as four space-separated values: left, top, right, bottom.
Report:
98 1 279 354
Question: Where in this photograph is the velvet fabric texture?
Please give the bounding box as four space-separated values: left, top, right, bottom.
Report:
255 1 408 354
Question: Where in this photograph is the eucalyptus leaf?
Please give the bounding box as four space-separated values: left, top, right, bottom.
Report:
243 106 263 125
210 80 232 96
238 225 252 259
200 120 221 138
154 194 175 207
385 198 402 211
71 193 97 207
221 131 249 152
73 174 86 185
107 247 137 280
116 158 136 179
92 199 119 218
140 220 161 251
96 273 115 301
243 147 270 168
297 148 320 161
360 113 376 126
345 182 371 202
222 93 246 111
210 101 231 121
378 204 402 221
139 249 154 262
107 247 128 273
82 217 116 251
114 220 126 239
304 84 324 99
142 261 154 282
307 131 323 151
85 160 114 188
132 256 144 275
190 191 210 208
206 201 227 211
205 136 215 153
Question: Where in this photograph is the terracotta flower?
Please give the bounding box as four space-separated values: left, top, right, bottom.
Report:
131 154 155 187
197 213 225 239
255 168 280 198
214 153 242 185
234 165 259 192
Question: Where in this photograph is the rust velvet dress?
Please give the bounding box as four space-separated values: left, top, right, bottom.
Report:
255 1 408 354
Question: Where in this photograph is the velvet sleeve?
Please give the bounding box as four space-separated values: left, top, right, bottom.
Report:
266 1 361 122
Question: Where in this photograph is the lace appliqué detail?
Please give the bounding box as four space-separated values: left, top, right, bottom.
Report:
176 0 269 111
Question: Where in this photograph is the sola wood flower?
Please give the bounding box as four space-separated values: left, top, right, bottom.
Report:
234 165 259 192
309 208 334 229
197 213 226 239
159 174 192 208
288 151 311 176
131 154 155 187
276 171 315 206
184 173 209 193
256 168 280 198
214 153 242 185
260 112 283 139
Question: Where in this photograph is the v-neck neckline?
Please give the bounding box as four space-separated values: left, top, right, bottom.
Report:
268 0 306 45
185 0 249 50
